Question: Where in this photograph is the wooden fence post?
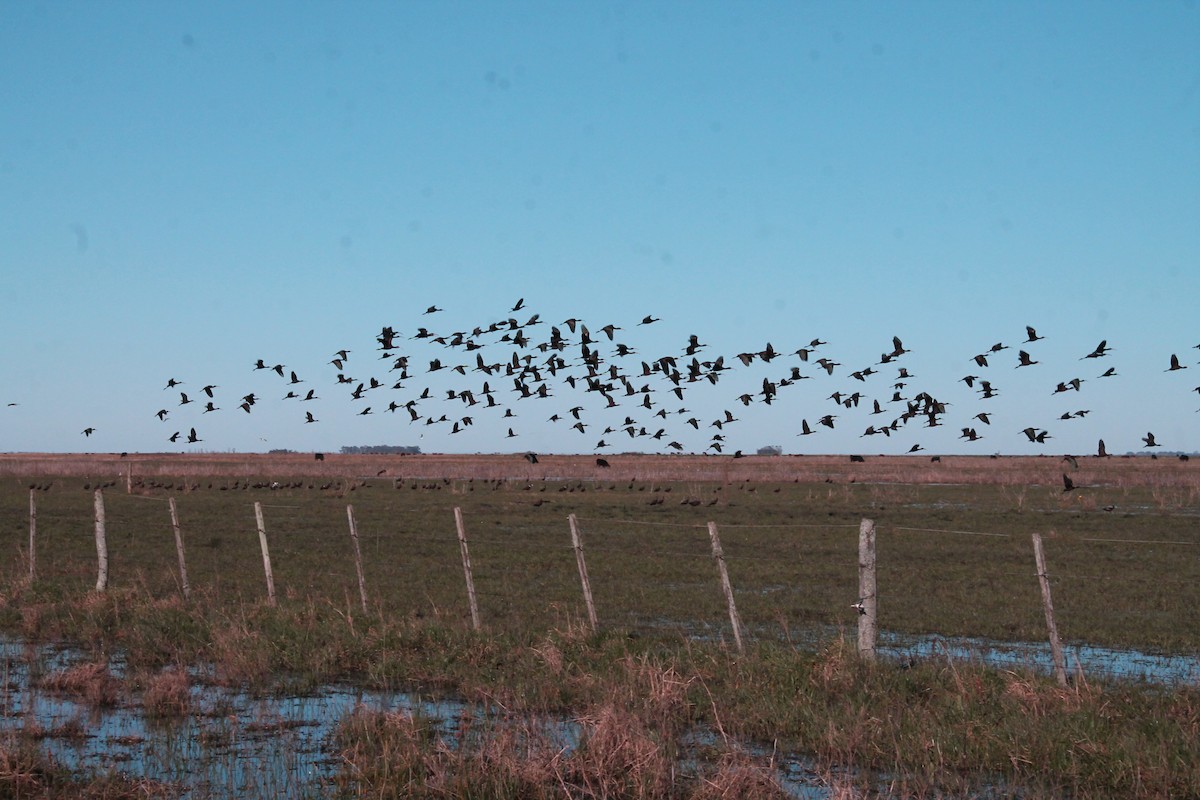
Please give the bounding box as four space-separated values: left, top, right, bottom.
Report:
568 514 598 631
253 502 277 607
1032 533 1068 687
28 489 36 584
454 507 481 631
857 518 877 662
94 489 109 593
168 497 191 601
346 504 369 615
708 521 745 654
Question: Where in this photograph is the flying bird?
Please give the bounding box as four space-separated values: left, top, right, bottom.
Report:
1143 432 1160 448
186 427 201 444
1167 354 1187 371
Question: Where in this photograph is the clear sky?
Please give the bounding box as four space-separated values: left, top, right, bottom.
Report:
2 1 1198 457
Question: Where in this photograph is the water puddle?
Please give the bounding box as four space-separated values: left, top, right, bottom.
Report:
877 632 1200 685
5 632 1191 798
0 639 840 798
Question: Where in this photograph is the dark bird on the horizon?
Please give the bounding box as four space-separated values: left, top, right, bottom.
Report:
305 411 317 424
155 409 169 421
1016 350 1038 368
1143 432 1160 448
1082 341 1111 359
169 431 181 442
202 384 218 397
638 315 659 325
1167 354 1187 371
1098 367 1117 378
186 427 201 444
524 452 538 464
82 427 95 437
1025 326 1044 343
179 392 193 405
424 305 442 314
164 378 183 390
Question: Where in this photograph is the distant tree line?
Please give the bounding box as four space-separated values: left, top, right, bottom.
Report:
339 445 422 455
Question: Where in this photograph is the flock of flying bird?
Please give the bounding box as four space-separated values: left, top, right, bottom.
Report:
54 300 1200 457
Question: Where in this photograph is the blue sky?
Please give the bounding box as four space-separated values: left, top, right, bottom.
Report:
2 1 1198 456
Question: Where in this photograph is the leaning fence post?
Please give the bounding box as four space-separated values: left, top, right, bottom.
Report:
1032 533 1068 687
707 521 745 654
94 489 109 593
167 497 191 601
568 514 598 631
346 504 369 614
28 489 37 584
253 501 277 607
857 518 877 662
454 507 481 631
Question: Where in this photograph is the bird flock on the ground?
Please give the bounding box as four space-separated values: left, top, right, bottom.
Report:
19 299 1197 456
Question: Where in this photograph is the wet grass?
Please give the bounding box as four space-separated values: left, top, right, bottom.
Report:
1 454 1199 797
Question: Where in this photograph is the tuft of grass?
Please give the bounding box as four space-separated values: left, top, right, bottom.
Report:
40 661 122 708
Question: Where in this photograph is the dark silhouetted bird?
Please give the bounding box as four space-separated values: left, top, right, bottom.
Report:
1143 432 1160 448
1167 354 1187 371
82 427 95 437
186 427 201 444
1025 326 1044 343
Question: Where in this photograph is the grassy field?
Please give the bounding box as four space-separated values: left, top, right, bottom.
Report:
2 452 1199 798
3 452 1198 654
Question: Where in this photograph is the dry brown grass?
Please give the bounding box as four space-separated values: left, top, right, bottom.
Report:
40 662 121 708
5 451 1198 489
142 667 191 718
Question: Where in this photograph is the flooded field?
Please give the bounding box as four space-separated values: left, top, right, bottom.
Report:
4 632 1197 798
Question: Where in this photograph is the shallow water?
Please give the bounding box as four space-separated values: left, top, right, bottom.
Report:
5 631 1194 798
0 639 838 798
877 631 1200 685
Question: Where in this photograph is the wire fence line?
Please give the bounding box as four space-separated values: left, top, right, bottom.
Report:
13 488 1200 682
